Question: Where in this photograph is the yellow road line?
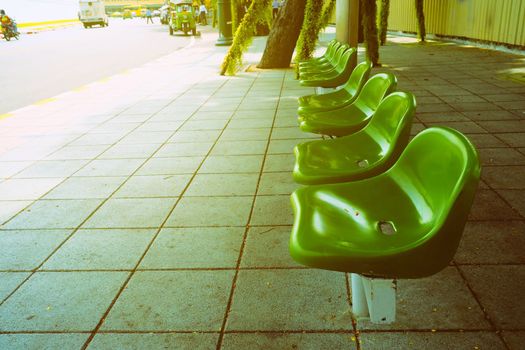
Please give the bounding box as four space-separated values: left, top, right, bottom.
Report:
34 98 56 105
18 19 79 28
0 113 13 120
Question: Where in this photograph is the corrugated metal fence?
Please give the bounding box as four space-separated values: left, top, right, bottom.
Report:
385 0 525 47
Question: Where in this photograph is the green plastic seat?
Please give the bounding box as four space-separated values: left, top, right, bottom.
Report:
294 92 416 185
298 40 339 67
289 127 481 279
299 45 352 80
299 48 357 88
299 73 397 137
297 61 372 116
299 42 343 73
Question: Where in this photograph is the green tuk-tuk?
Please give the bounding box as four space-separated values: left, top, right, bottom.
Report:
169 0 199 36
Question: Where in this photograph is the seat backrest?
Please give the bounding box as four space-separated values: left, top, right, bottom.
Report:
366 91 416 153
343 61 373 97
330 44 350 66
352 73 397 112
325 40 340 61
392 127 480 223
335 47 357 73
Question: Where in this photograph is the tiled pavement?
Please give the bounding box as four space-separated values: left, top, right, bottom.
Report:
0 30 524 349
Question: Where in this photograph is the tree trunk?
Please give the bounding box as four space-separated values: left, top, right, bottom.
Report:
258 0 307 68
379 0 390 45
415 0 426 42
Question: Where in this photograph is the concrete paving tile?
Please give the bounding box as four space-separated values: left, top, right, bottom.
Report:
482 94 525 102
416 104 456 114
267 139 302 154
478 120 525 133
0 201 31 224
98 143 159 159
461 266 525 329
502 331 525 350
180 120 229 131
0 229 71 270
168 130 222 143
469 189 522 220
12 160 88 179
210 141 267 156
479 148 525 166
439 95 485 103
271 127 319 140
199 155 263 174
0 334 89 350
241 226 300 268
185 173 259 196
462 110 520 121
274 116 300 127
251 195 294 226
88 333 218 350
358 331 506 350
0 178 64 200
118 131 173 145
154 142 214 157
44 145 109 160
495 100 525 110
140 227 244 269
497 189 525 218
455 221 525 264
0 272 30 300
263 154 295 172
90 122 141 134
495 133 525 147
221 333 355 350
465 134 507 148
233 110 276 119
137 156 204 175
166 196 253 227
115 174 191 198
227 118 273 129
258 172 298 195
426 121 487 134
135 121 184 132
449 102 502 113
101 271 234 331
70 133 125 146
415 112 469 123
43 229 155 270
44 176 126 199
83 198 175 229
220 128 270 141
191 111 234 120
2 200 103 230
356 267 490 330
227 269 351 331
75 159 145 177
0 161 33 178
0 271 128 331
482 167 525 189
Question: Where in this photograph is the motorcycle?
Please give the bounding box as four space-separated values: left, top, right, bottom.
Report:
1 24 19 41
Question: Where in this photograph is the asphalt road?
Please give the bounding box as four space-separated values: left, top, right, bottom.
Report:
0 19 198 114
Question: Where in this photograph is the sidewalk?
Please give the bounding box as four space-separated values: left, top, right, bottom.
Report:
0 30 524 349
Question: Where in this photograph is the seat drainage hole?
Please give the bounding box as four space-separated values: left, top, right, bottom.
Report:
378 221 396 235
357 159 369 168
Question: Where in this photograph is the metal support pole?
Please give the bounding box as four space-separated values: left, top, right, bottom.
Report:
216 0 233 46
351 273 397 324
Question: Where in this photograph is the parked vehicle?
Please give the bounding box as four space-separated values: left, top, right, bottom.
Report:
168 0 199 36
111 11 122 18
123 9 132 19
78 0 109 28
160 5 170 24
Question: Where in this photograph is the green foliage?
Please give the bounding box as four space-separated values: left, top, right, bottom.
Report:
319 0 336 30
361 0 379 66
221 0 271 75
379 0 390 45
415 0 426 42
295 0 324 64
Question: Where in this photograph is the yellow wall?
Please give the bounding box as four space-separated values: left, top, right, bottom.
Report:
104 0 164 6
385 0 525 47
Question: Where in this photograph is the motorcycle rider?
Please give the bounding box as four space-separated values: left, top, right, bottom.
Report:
0 10 19 35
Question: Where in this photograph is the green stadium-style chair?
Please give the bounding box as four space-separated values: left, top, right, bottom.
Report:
297 61 373 116
294 92 416 185
299 45 352 80
298 39 339 67
299 73 397 137
289 126 481 279
299 47 358 88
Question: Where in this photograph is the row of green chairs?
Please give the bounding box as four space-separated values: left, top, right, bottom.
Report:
299 40 358 88
289 40 481 323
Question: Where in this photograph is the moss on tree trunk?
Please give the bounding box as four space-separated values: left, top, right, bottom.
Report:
379 0 390 45
415 0 426 42
361 0 380 66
